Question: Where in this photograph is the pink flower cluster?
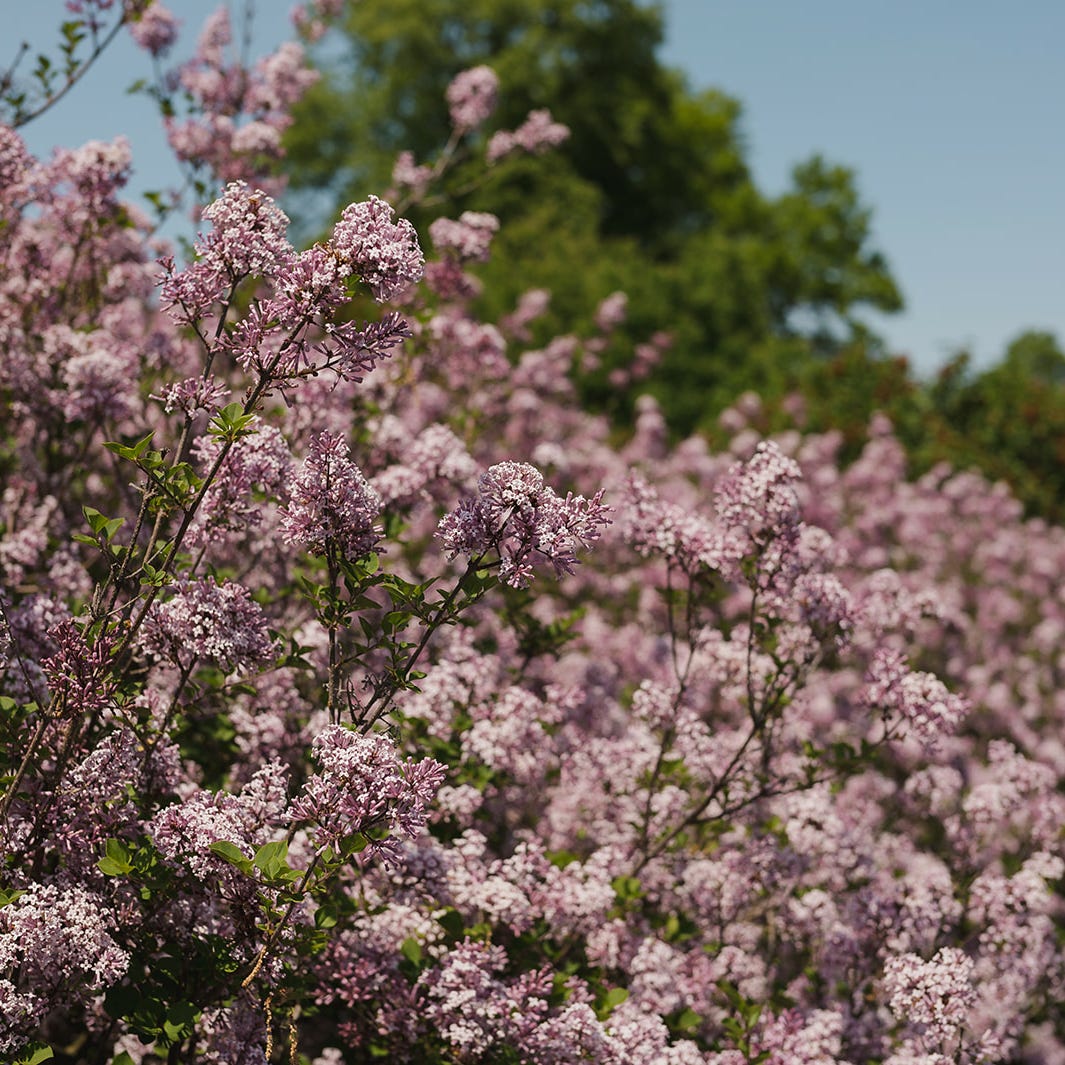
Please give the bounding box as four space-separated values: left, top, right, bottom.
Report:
487 109 571 164
331 194 426 301
438 461 611 587
163 7 318 187
126 1 179 56
161 180 293 320
0 884 129 1053
429 211 500 263
883 947 977 1044
445 65 499 131
142 577 275 672
864 647 970 753
280 430 383 559
291 725 445 856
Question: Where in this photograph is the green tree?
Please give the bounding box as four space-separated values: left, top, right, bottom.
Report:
758 330 1065 524
923 331 1065 520
284 0 903 435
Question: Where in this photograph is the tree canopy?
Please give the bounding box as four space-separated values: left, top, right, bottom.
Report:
284 0 1065 522
284 0 903 434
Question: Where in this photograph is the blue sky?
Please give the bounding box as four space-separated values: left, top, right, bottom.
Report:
11 1 1064 374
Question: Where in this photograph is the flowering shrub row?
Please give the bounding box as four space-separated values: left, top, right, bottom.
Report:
0 3 1061 1063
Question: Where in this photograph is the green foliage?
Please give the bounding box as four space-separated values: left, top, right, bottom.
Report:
208 402 259 444
767 330 1065 524
11 1045 54 1065
923 332 1065 521
284 0 902 436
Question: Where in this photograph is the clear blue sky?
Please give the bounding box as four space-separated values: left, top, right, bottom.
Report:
11 1 1065 374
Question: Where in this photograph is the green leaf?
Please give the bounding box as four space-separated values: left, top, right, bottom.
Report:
314 903 339 929
13 1046 53 1064
98 838 133 876
208 840 253 874
674 1007 702 1032
597 986 628 1019
167 1001 198 1027
252 839 289 879
339 831 370 858
208 403 257 442
437 907 465 941
400 937 423 965
105 431 154 462
611 874 643 902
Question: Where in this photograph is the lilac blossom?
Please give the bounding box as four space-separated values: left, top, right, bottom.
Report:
863 648 969 754
487 109 571 163
152 372 230 417
437 461 610 587
330 195 425 302
126 1 179 56
188 422 293 544
164 8 318 187
416 940 551 1056
280 430 382 558
160 181 294 321
391 149 433 199
427 311 509 379
429 211 500 263
49 136 132 216
594 291 628 332
290 725 445 856
0 884 129 1053
372 424 478 507
715 439 803 547
501 287 551 340
40 618 115 717
883 948 977 1045
0 125 32 216
150 763 289 881
623 473 746 577
445 65 499 130
142 577 275 672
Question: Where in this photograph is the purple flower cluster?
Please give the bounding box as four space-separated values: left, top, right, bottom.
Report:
126 1 179 56
714 440 803 547
429 211 500 263
290 725 445 855
438 461 611 587
864 648 970 753
445 65 499 131
883 947 977 1045
391 149 434 199
280 430 383 559
150 763 289 881
0 884 129 1053
487 109 571 164
189 422 293 546
40 618 115 717
331 195 425 301
163 6 318 188
161 180 294 320
142 577 275 672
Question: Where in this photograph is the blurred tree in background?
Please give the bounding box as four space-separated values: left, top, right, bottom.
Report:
755 330 1065 522
284 0 1065 520
284 0 902 431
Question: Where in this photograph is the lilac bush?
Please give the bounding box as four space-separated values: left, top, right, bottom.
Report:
0 3 1062 1063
